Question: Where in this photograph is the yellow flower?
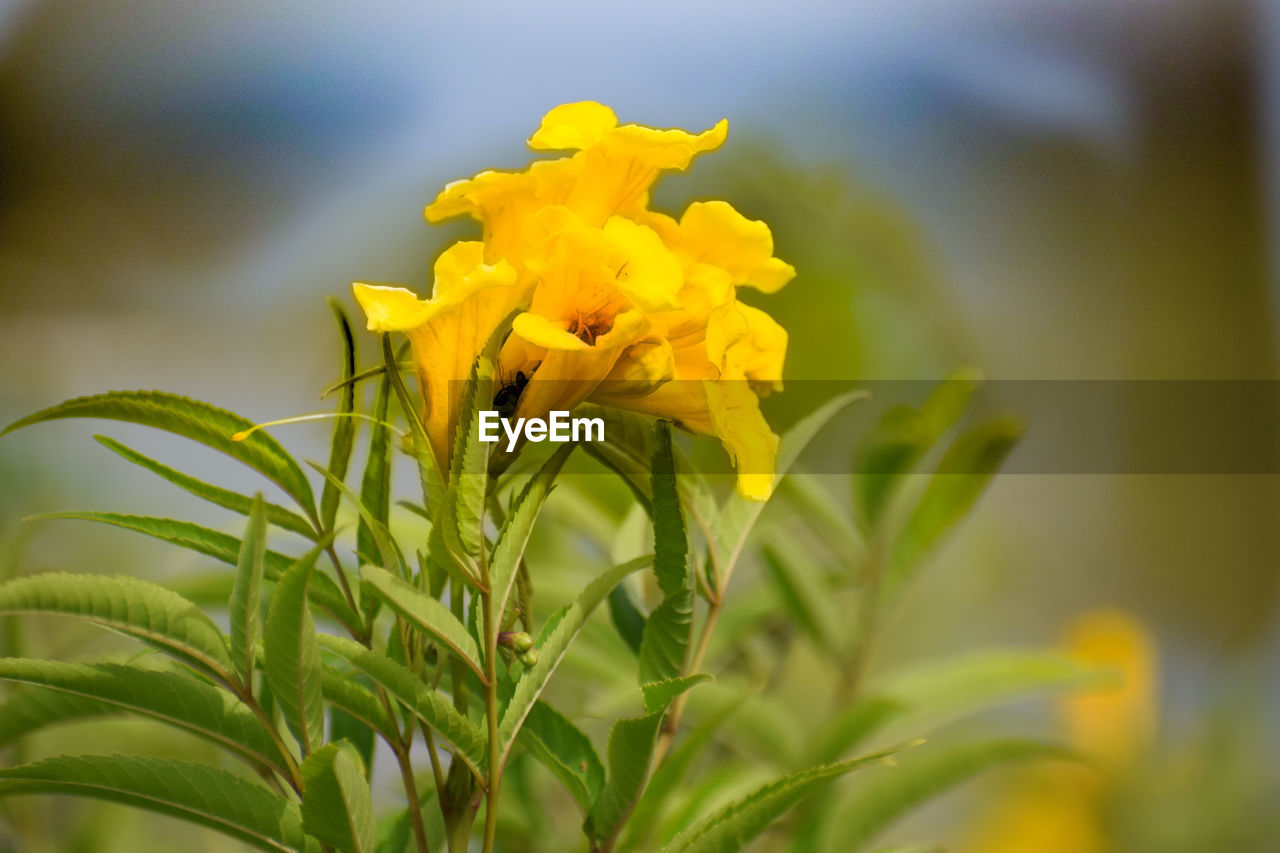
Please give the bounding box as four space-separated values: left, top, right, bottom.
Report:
364 101 794 499
425 102 726 263
959 609 1158 853
352 242 527 472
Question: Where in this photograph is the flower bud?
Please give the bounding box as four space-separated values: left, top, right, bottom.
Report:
518 648 540 667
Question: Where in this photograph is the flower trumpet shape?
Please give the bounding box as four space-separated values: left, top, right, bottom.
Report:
357 102 794 499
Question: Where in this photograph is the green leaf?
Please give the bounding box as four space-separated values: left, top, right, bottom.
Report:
300 743 376 853
489 442 575 619
585 710 666 847
0 659 289 777
321 299 359 533
713 391 867 578
383 335 445 516
360 565 483 680
498 556 651 765
884 415 1024 601
586 666 704 847
94 436 316 539
641 674 712 714
648 421 688 599
442 352 497 568
357 368 392 573
853 369 983 530
309 463 404 579
0 687 113 746
830 739 1076 849
264 544 326 755
0 572 233 681
2 390 316 518
518 700 605 814
661 744 914 853
319 635 486 778
811 651 1106 763
28 512 360 633
0 754 310 852
639 421 693 685
607 583 646 655
230 494 268 685
626 701 739 849
322 666 396 743
761 544 843 652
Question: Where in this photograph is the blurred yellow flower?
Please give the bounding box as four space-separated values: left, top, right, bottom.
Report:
959 609 1157 853
359 101 793 499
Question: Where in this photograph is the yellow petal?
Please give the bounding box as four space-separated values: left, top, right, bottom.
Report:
528 101 618 150
512 309 649 421
597 336 676 397
705 380 779 500
676 201 795 292
354 247 529 473
352 283 438 332
512 312 589 351
602 216 683 311
603 119 729 171
707 301 788 391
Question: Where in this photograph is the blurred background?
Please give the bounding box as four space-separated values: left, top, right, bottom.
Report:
0 0 1277 850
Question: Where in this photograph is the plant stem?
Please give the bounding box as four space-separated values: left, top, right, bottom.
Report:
481 583 502 853
393 741 432 853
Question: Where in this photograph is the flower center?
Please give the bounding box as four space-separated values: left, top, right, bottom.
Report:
567 311 612 345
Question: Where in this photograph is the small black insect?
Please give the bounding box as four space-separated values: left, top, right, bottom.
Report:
492 370 530 420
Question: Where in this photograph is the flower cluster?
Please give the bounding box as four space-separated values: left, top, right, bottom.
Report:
353 102 792 499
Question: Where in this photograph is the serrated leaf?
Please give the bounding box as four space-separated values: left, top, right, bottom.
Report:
518 700 605 814
301 743 376 853
830 739 1076 849
230 494 268 684
498 557 651 765
0 754 310 852
713 392 867 578
0 572 233 682
586 666 703 847
626 700 740 849
884 415 1024 601
319 634 486 778
0 659 289 777
322 666 396 742
265 543 326 755
360 565 483 680
661 743 914 853
638 587 693 686
489 442 574 619
443 353 497 566
2 390 316 517
94 436 316 539
585 710 665 847
321 299 359 533
642 674 712 714
639 421 693 685
649 421 688 598
29 512 360 633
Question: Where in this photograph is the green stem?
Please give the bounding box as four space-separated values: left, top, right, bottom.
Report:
481 585 502 853
392 740 432 853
